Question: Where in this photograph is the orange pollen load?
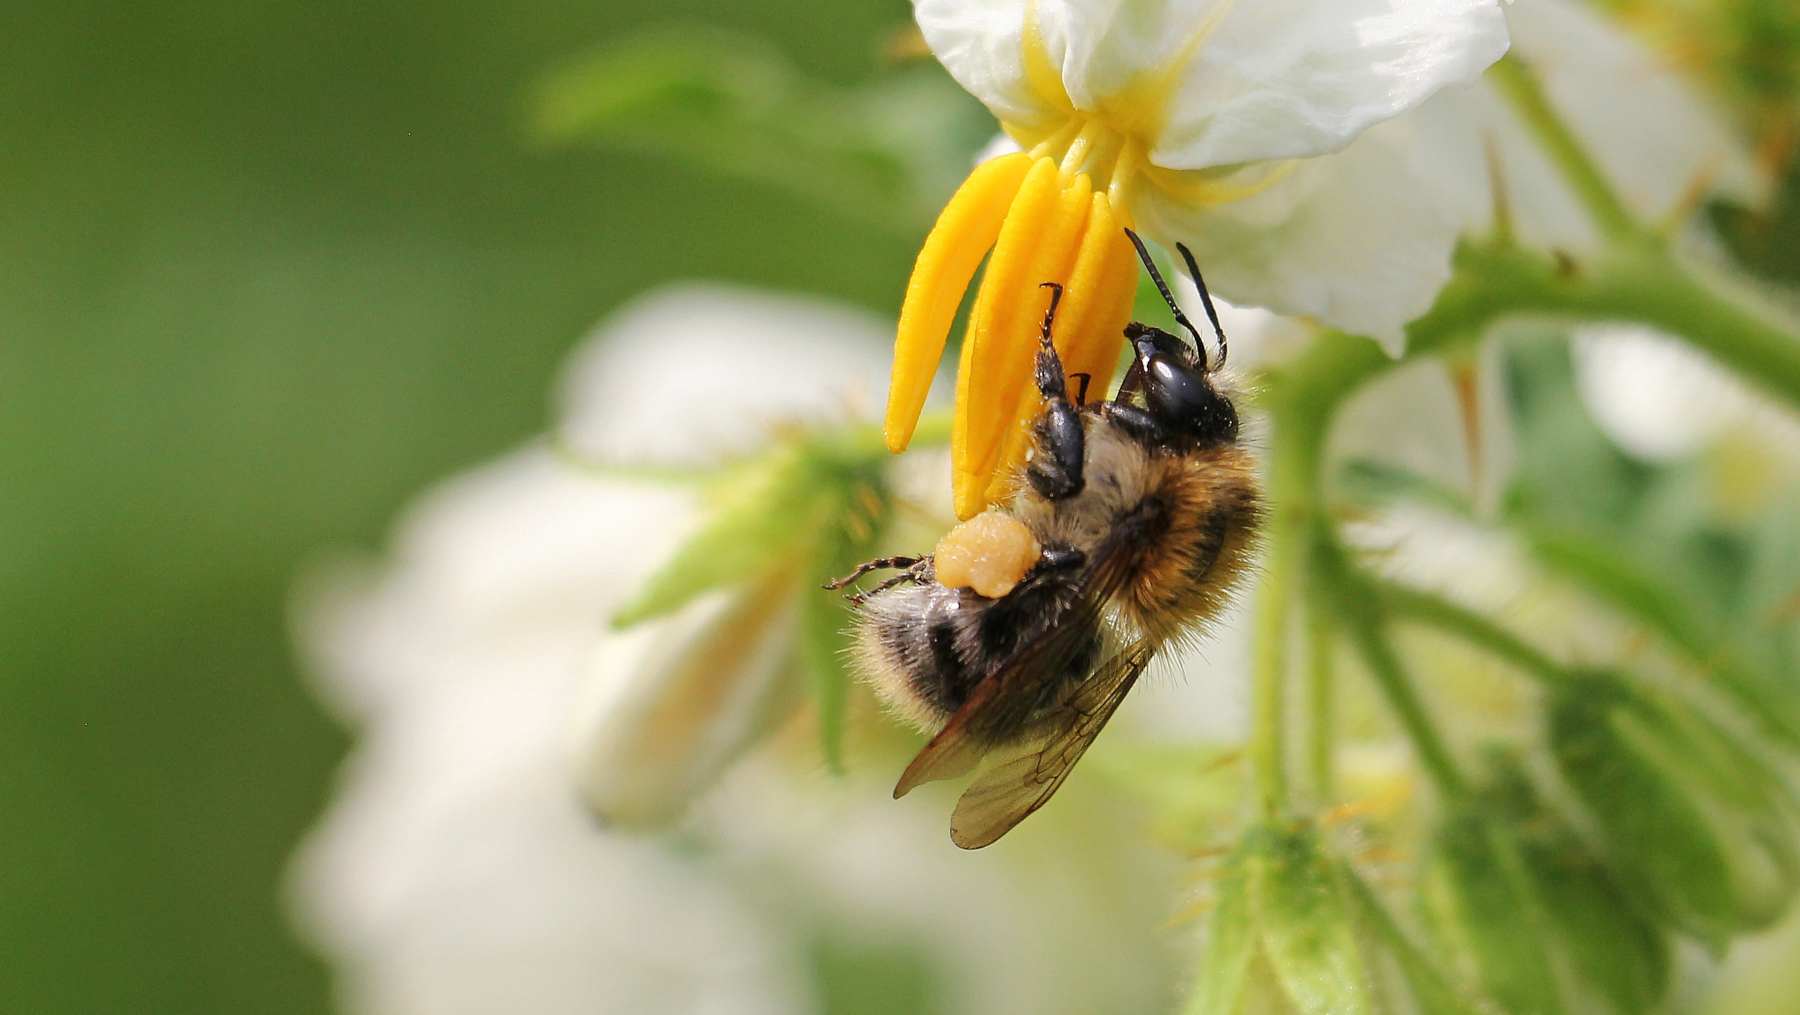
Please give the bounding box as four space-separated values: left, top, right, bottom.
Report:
932 510 1043 599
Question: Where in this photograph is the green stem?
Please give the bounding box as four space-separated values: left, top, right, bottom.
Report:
1315 538 1470 800
1488 55 1638 241
1331 239 1800 413
1248 429 1313 816
1304 587 1337 802
1374 579 1570 688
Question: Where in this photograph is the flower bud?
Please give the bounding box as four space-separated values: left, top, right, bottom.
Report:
1480 749 1671 1014
1549 673 1800 947
572 574 800 827
1418 810 1563 1015
1189 823 1376 1015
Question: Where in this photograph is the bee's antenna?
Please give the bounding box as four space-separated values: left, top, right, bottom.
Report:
1124 229 1203 359
1174 242 1228 369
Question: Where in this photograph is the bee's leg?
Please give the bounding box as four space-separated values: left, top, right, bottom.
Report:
849 567 929 605
1098 402 1168 447
1027 282 1086 501
822 555 921 591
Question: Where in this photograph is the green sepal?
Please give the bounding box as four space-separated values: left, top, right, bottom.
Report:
1419 811 1566 1015
1254 825 1375 1015
1185 830 1257 1015
610 444 817 629
1340 864 1485 1015
1549 679 1740 947
1188 824 1374 1015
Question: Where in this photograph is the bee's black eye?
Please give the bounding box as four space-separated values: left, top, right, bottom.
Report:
1145 354 1238 443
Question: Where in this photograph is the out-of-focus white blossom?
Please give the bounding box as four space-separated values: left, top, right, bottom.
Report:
1573 323 1800 464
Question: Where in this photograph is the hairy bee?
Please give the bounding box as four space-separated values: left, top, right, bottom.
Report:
826 231 1262 848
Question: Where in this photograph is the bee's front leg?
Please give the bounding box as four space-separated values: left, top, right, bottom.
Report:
1027 282 1086 501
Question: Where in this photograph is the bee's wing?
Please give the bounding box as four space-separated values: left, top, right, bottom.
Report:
891 534 1141 801
947 636 1157 848
891 601 1113 798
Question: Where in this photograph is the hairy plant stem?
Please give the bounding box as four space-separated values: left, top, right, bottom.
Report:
1247 401 1319 816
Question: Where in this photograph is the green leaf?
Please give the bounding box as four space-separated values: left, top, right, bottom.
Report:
528 28 988 234
1476 748 1673 1015
1419 812 1566 1015
1521 831 1671 1014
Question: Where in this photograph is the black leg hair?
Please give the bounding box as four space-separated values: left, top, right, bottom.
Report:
841 569 925 606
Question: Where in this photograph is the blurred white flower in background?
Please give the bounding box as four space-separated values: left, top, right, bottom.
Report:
289 284 1184 1015
1573 323 1800 465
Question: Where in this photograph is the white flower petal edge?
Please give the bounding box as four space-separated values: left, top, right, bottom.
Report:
1139 95 1476 351
915 0 1510 166
1573 324 1800 463
558 283 896 467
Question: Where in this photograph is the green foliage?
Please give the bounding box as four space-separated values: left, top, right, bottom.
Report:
529 27 991 234
1419 811 1565 1015
1549 673 1800 947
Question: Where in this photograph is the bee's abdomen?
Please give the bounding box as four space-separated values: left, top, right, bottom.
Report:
849 567 1099 741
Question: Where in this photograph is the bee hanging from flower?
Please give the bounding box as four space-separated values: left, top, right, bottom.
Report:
826 232 1261 848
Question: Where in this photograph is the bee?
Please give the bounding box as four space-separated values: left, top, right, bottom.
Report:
825 230 1262 848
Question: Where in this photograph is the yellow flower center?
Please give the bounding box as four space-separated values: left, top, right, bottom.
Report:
884 0 1285 518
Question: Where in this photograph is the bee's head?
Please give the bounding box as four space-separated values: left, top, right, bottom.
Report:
1123 230 1238 445
1125 320 1238 443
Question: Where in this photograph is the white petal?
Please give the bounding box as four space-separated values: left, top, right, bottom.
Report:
1156 0 1510 166
293 448 695 722
556 283 893 467
1425 0 1770 251
571 584 800 828
913 0 1049 129
1138 92 1475 351
919 1 1508 168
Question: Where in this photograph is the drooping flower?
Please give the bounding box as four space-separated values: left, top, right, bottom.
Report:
886 0 1512 516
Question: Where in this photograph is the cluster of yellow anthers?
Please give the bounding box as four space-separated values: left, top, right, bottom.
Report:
882 13 1267 519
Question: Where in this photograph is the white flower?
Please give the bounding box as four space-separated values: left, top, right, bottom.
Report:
888 0 1510 515
289 284 1182 1014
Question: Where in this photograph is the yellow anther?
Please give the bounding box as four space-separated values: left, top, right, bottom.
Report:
949 157 1084 518
885 151 1033 454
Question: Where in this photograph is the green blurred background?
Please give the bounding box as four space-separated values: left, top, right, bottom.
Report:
0 2 923 1011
